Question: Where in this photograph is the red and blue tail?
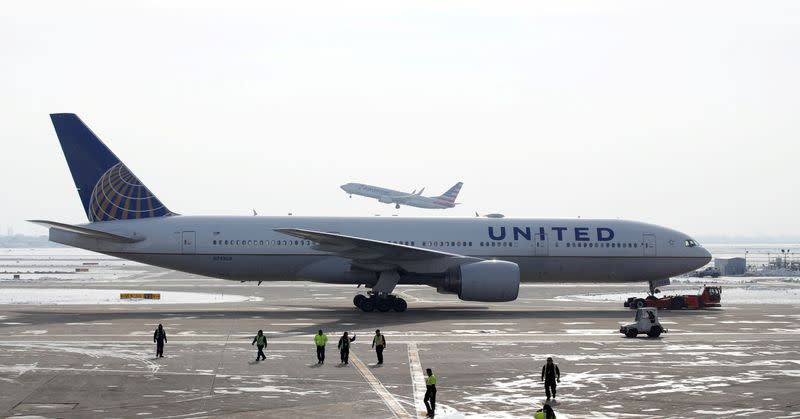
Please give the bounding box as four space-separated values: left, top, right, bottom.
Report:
437 182 463 205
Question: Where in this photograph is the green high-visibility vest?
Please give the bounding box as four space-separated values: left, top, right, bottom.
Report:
314 334 328 346
255 335 266 346
426 375 436 385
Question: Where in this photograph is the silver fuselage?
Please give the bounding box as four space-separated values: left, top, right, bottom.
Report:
49 216 711 286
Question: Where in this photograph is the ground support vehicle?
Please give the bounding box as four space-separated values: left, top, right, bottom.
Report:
624 286 722 310
620 307 667 338
692 267 721 278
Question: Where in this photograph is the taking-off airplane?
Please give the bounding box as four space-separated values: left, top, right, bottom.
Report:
341 182 463 209
31 114 711 312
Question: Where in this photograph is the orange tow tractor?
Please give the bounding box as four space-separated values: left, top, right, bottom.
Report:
625 286 722 310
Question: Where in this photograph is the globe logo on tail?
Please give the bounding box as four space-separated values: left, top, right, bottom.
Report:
88 163 173 221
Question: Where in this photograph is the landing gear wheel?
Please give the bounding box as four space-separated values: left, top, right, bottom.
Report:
360 298 375 312
376 298 392 312
392 298 407 312
671 296 685 309
395 204 400 209
625 329 638 338
647 326 662 338
353 294 366 308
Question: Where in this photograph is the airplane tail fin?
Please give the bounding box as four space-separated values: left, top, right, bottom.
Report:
49 113 175 222
437 182 463 204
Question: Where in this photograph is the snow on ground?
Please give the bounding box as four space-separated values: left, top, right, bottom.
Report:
0 288 261 305
673 276 800 284
559 286 800 305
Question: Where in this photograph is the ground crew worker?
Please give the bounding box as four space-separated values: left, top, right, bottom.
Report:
338 331 356 365
252 330 267 362
534 403 556 419
541 357 561 400
153 323 167 358
424 368 436 417
314 329 328 365
371 329 386 365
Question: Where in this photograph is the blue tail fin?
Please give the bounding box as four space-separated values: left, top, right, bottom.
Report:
438 182 463 204
50 113 174 222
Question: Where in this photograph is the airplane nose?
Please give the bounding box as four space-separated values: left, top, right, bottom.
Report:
340 184 348 191
701 247 712 264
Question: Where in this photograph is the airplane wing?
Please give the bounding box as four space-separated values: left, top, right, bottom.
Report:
274 228 481 273
390 193 416 201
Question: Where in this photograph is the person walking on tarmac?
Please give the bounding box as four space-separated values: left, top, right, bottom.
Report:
314 330 328 365
372 329 386 365
541 357 561 400
252 330 267 362
424 368 437 417
338 332 356 365
153 323 167 358
534 403 557 419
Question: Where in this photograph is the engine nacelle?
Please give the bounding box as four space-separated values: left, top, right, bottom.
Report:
378 196 394 204
440 260 520 302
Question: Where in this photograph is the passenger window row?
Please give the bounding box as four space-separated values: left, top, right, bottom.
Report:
389 241 416 246
421 241 473 247
565 242 639 248
478 242 515 247
212 239 313 247
210 239 643 250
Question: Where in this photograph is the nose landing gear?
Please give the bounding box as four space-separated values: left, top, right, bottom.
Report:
353 293 407 312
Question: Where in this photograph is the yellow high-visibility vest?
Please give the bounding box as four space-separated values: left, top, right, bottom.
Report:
426 375 436 385
314 334 328 346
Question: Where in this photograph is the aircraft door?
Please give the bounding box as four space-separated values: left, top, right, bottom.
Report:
643 233 656 257
182 231 196 254
535 232 549 256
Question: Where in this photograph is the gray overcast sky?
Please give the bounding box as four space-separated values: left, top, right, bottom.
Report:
1 1 798 238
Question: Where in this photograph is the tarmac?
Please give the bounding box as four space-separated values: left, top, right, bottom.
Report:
1 251 799 418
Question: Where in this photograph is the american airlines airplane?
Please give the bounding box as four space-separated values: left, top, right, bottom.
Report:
32 114 711 313
341 182 462 209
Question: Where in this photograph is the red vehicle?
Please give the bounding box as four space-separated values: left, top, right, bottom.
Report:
624 286 722 310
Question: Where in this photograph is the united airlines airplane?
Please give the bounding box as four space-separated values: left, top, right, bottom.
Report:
31 114 711 312
341 182 462 209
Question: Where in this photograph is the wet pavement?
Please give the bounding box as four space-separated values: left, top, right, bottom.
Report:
1 251 799 418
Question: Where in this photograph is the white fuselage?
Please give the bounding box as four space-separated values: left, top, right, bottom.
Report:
49 216 711 286
341 183 454 209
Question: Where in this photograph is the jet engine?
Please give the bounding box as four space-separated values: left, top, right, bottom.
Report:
439 260 520 302
378 196 393 204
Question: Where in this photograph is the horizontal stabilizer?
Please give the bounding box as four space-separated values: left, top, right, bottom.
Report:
28 220 144 243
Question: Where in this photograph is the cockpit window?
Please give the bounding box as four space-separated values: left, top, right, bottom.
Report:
684 239 699 247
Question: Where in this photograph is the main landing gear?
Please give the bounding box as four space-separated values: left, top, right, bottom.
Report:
354 270 407 312
353 293 407 312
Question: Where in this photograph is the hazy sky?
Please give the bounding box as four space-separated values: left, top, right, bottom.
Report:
1 1 798 238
